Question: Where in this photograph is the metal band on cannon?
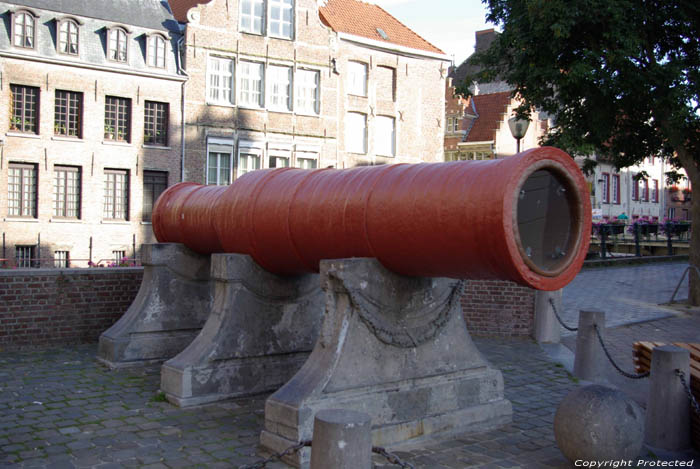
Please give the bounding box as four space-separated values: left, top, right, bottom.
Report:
153 146 591 291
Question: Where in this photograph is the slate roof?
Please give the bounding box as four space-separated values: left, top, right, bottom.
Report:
7 0 179 33
319 0 444 55
464 91 512 143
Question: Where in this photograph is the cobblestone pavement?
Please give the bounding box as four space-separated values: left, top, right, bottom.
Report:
561 261 690 333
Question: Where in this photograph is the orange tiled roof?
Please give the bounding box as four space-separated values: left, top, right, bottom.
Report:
319 0 444 55
465 91 512 142
168 0 209 23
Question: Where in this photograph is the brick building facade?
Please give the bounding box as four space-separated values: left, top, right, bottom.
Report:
0 0 185 267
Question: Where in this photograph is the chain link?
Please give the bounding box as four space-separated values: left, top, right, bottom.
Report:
548 298 578 331
372 446 415 469
593 324 650 379
239 440 311 469
676 369 700 416
239 441 415 468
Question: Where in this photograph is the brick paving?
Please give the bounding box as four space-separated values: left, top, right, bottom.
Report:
1 261 699 468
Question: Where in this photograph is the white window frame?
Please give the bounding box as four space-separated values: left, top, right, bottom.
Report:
58 18 80 56
147 34 167 69
347 61 367 97
345 112 367 154
237 144 263 178
207 56 235 105
108 27 129 63
240 0 265 35
13 10 36 49
238 61 264 108
295 69 319 115
268 64 292 112
206 138 234 185
295 155 318 169
268 0 294 39
375 115 396 157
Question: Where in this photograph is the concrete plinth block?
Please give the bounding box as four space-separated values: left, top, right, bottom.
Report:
261 258 512 468
573 310 607 383
645 345 691 451
160 253 324 407
310 409 372 469
98 243 212 368
534 289 562 343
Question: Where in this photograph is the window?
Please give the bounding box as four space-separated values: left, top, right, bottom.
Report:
295 157 317 169
653 179 659 203
240 0 264 34
295 69 319 114
346 112 367 154
54 251 70 268
269 0 293 39
104 169 129 220
147 35 166 68
104 96 131 142
143 171 167 222
268 65 292 111
108 28 128 62
347 62 367 96
53 166 81 218
446 118 453 134
207 142 234 185
453 118 460 132
58 20 79 55
375 116 395 157
269 156 290 168
144 101 169 146
601 173 610 203
612 174 620 204
113 250 126 262
376 66 395 101
207 56 235 105
237 148 261 178
8 163 38 217
669 207 676 219
238 61 264 108
16 245 38 268
643 179 649 202
54 90 82 138
632 174 639 201
13 11 35 49
10 85 39 134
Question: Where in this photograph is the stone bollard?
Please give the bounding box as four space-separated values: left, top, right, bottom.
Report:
310 409 372 469
645 345 691 451
534 289 562 343
573 310 607 382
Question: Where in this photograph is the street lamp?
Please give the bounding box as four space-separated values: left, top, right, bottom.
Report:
508 116 530 154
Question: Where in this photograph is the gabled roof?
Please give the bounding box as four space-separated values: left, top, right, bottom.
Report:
9 0 179 33
169 0 209 23
464 91 512 142
319 0 444 55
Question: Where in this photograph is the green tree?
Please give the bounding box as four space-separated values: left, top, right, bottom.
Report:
471 0 700 302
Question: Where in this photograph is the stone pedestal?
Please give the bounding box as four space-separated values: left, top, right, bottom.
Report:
160 254 324 407
98 243 212 368
534 289 562 343
261 258 512 468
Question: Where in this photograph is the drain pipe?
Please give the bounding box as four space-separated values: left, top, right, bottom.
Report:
176 35 190 182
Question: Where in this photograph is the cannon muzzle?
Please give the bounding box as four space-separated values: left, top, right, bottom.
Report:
153 147 591 290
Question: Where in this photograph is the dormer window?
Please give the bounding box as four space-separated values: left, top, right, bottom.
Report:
147 35 166 68
58 19 79 55
108 27 128 62
12 10 36 49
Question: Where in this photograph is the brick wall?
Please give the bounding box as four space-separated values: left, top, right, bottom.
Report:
0 267 142 350
461 279 535 337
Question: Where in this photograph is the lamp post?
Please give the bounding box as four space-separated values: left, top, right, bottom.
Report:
508 116 530 154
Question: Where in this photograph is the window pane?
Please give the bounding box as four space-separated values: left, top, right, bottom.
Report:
240 0 264 34
295 69 319 114
347 62 367 96
144 101 168 145
143 171 167 221
10 84 39 134
269 65 291 111
8 164 38 217
375 116 395 156
207 57 234 105
269 0 293 38
345 112 366 154
54 90 82 138
239 61 263 107
105 96 131 142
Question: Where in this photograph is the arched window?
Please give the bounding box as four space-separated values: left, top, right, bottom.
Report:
108 28 128 62
147 35 166 68
58 19 79 55
13 11 36 49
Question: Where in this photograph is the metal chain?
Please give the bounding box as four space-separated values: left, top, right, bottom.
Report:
372 446 415 469
593 324 650 379
548 298 578 331
239 441 415 468
676 369 700 416
239 440 311 469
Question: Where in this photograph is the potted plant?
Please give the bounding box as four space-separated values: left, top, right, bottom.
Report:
9 117 22 131
104 124 114 140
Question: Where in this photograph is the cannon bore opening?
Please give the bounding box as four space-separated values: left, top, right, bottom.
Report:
515 167 583 277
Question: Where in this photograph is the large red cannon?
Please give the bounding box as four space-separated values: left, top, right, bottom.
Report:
153 147 591 291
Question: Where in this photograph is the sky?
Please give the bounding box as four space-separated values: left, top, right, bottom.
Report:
366 0 495 65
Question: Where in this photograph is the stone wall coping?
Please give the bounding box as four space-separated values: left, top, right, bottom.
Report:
0 267 143 278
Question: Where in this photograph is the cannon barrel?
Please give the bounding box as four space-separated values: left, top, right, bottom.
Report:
153 147 591 290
